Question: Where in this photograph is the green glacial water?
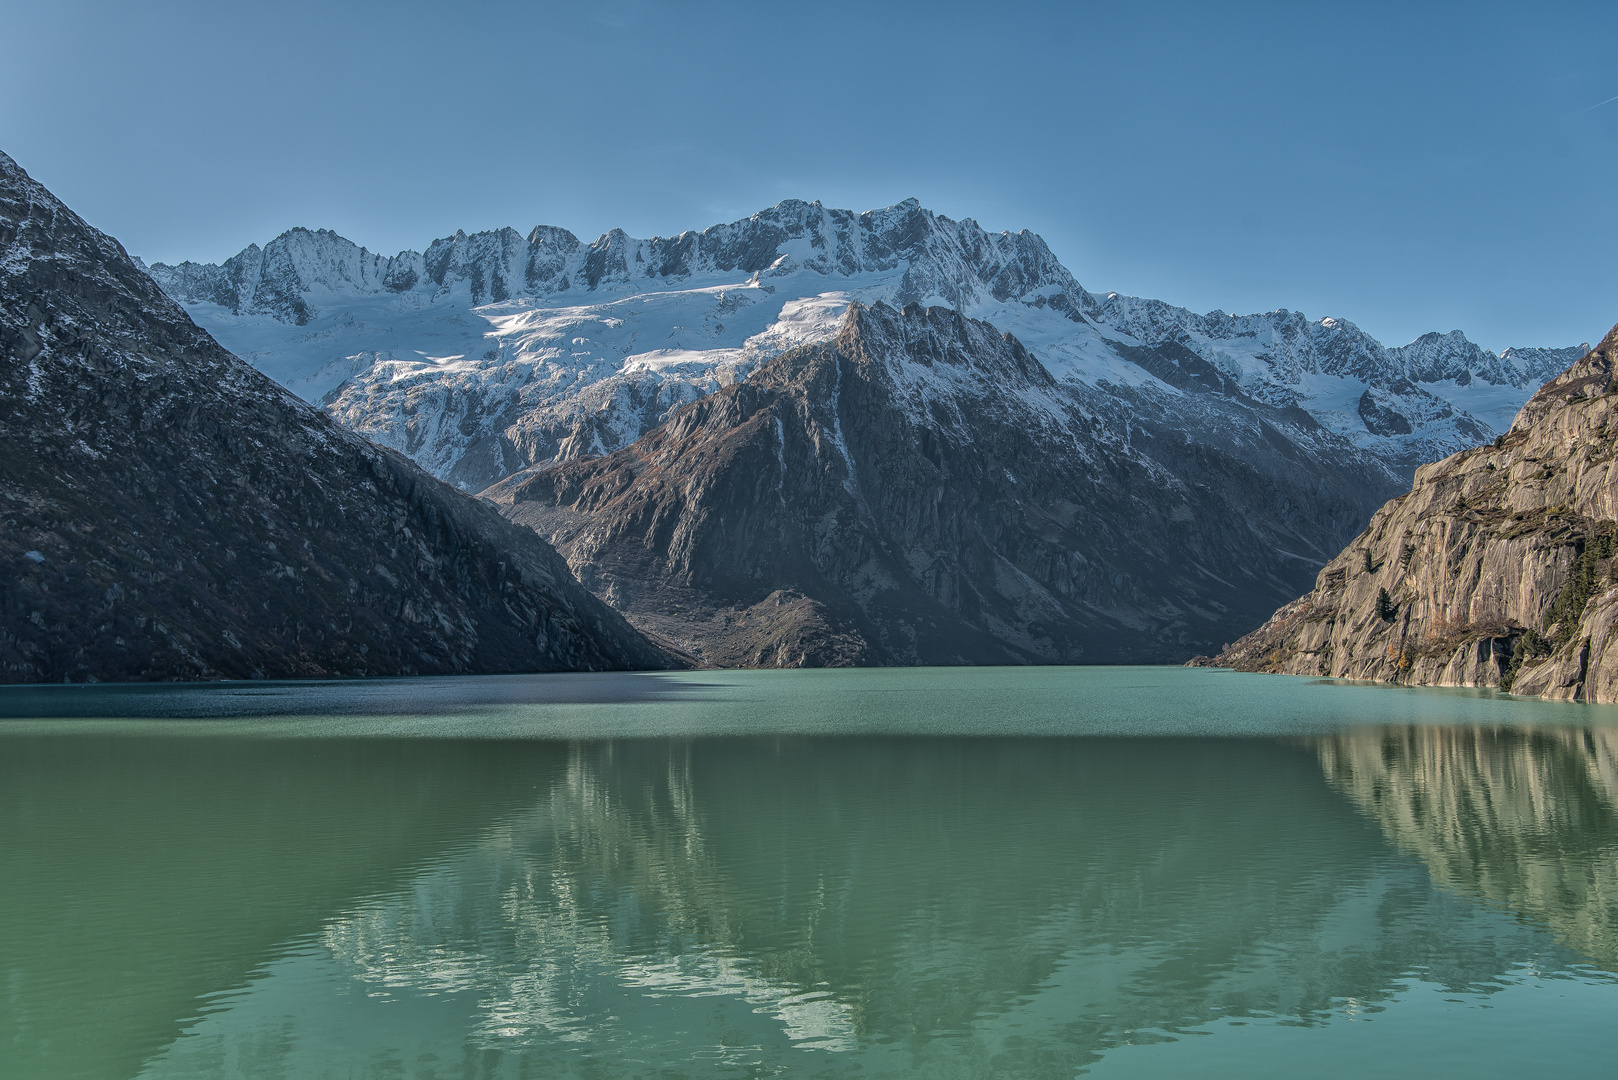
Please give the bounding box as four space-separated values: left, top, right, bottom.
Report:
4 666 1618 1079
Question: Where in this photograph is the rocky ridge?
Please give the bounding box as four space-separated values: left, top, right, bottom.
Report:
0 151 669 681
1205 323 1618 701
486 301 1394 666
145 203 1585 491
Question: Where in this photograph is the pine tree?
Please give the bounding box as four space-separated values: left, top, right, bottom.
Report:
1375 587 1397 621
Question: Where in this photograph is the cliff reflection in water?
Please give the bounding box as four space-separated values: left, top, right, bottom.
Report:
1316 725 1618 971
141 735 1618 1079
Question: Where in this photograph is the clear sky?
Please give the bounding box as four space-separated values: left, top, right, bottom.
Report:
5 0 1617 351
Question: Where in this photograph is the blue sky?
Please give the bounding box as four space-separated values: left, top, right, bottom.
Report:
5 0 1617 351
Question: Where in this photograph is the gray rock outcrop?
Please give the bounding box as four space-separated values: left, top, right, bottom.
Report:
1206 323 1618 701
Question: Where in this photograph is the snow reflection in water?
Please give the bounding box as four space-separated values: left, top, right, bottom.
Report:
121 729 1618 1079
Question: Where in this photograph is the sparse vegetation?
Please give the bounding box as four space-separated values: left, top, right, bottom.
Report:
1400 543 1416 570
1375 587 1397 621
1543 527 1618 636
1362 549 1375 573
1501 629 1552 693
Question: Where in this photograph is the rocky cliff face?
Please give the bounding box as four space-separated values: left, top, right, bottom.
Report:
486 302 1394 666
1207 323 1618 701
0 152 669 681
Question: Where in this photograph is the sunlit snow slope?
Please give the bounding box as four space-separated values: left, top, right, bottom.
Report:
145 200 1585 490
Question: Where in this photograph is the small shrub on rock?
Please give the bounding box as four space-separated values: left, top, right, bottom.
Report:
1500 629 1552 694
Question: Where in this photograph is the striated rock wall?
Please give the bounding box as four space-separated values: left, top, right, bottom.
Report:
1207 323 1618 701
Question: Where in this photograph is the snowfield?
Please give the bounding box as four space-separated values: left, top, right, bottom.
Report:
144 199 1586 490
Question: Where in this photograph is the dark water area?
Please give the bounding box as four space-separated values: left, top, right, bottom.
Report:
3 668 1616 1078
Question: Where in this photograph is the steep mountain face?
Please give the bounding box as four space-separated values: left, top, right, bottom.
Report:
145 202 1584 492
485 302 1396 666
1205 324 1618 702
0 152 669 681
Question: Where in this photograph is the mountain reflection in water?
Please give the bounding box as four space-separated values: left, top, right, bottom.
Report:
1317 725 1618 971
55 732 1603 1080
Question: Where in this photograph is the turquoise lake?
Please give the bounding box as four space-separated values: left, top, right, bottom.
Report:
3 666 1617 1079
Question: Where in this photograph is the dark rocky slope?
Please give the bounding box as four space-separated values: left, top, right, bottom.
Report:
1206 323 1618 701
488 302 1395 666
0 152 669 681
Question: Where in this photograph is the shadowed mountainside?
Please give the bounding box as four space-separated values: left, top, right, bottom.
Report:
0 151 670 681
489 302 1394 665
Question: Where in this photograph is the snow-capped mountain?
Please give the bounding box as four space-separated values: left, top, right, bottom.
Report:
488 301 1401 664
145 199 1585 492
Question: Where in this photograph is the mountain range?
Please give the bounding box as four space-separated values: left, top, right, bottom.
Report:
10 148 1602 676
133 199 1589 665
144 202 1584 493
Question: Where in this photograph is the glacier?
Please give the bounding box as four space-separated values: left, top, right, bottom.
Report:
143 199 1587 491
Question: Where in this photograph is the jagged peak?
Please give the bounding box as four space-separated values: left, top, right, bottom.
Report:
1406 328 1469 344
586 227 633 248
1500 341 1590 363
1317 314 1372 335
270 226 348 242
759 196 818 217
836 300 1049 387
1513 323 1616 431
526 224 579 246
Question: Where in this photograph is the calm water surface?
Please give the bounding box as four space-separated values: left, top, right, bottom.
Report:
3 667 1617 1079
